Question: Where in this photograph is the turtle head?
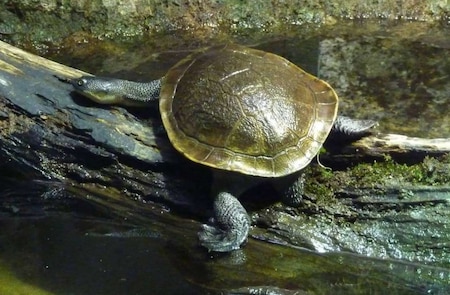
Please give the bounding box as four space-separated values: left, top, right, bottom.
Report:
71 76 128 105
71 75 160 106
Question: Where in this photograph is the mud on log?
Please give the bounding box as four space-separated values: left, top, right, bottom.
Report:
0 40 449 270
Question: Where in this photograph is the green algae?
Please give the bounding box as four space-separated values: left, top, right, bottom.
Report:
344 154 450 188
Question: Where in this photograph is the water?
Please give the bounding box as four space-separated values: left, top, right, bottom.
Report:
0 216 200 295
1 212 448 294
48 21 450 137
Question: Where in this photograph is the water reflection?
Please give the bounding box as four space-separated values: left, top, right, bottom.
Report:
1 188 448 294
0 216 201 295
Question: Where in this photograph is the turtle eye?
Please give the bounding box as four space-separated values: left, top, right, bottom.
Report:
77 79 85 86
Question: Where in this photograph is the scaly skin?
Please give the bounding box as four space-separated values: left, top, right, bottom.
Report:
71 76 161 106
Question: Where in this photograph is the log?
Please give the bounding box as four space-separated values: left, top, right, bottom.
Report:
0 40 449 292
354 133 450 156
0 40 204 212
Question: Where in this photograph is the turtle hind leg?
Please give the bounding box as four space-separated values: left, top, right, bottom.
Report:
280 173 305 207
198 192 250 252
332 116 377 137
271 172 305 207
326 116 377 147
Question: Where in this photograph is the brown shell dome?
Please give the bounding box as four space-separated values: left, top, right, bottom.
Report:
159 44 338 177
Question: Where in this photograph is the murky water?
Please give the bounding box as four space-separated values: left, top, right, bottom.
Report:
1 20 449 294
1 209 448 295
48 21 450 137
0 217 201 295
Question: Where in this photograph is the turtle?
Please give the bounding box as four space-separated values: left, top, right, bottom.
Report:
70 44 375 252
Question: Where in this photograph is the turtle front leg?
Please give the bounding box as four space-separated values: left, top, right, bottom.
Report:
198 191 250 252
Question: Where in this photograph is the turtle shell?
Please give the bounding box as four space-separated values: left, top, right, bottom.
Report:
159 44 338 177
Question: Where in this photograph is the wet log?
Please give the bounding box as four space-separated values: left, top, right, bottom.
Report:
0 40 449 273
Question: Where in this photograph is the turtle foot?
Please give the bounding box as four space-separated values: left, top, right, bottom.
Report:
199 223 245 252
332 115 377 137
326 116 377 146
198 192 250 252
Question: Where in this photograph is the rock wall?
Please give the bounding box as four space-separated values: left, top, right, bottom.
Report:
0 0 448 48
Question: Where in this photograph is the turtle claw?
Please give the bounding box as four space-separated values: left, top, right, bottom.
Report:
198 224 244 252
